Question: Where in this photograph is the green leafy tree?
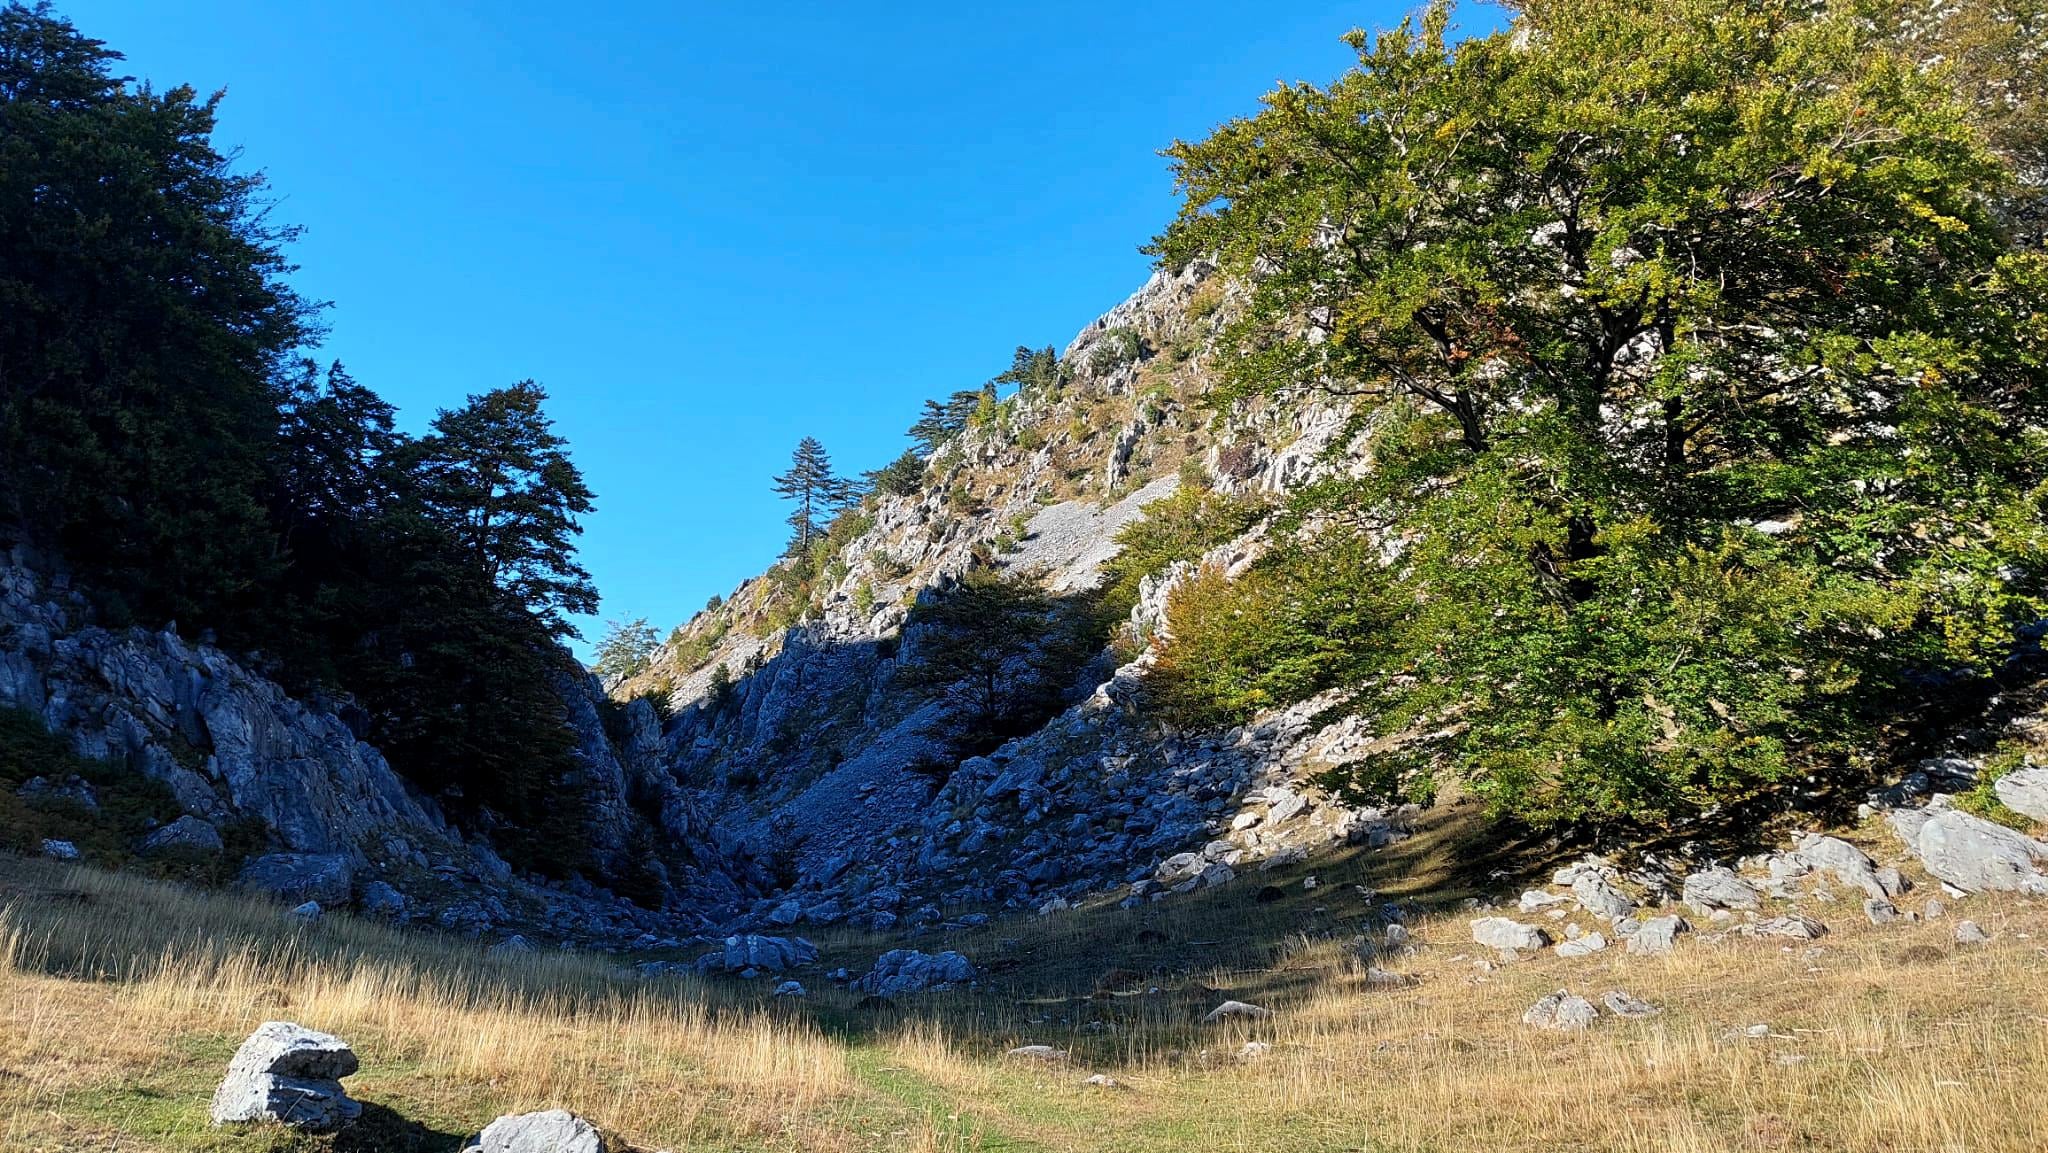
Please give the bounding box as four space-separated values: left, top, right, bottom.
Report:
1150 0 2048 824
592 617 659 682
404 381 597 637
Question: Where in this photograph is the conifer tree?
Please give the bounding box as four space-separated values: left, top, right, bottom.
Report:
771 436 850 558
404 381 598 637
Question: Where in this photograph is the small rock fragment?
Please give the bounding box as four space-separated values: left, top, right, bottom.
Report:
1601 990 1660 1019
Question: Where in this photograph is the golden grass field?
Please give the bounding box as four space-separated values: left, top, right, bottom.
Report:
3 813 2046 1153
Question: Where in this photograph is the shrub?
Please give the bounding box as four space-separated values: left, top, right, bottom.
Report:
1089 328 1144 374
1100 483 1268 620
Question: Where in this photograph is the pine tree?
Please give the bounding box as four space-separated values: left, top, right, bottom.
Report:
771 436 849 558
404 381 598 637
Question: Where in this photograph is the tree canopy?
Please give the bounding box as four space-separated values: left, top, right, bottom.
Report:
0 2 608 877
1149 0 2048 824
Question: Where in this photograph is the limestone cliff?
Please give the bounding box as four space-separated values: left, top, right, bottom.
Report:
612 262 1407 932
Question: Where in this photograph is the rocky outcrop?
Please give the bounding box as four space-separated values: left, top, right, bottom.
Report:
0 551 445 864
0 550 709 948
854 949 975 996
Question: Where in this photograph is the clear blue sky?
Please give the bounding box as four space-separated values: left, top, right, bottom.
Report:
61 1 1503 657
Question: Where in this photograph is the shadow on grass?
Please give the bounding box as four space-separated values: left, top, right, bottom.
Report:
329 1102 467 1153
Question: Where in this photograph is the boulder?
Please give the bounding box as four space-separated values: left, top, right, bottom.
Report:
1681 867 1760 913
773 980 807 998
1555 932 1608 958
1752 914 1827 940
1625 915 1691 956
39 838 79 861
288 901 322 921
1954 920 1991 945
1518 889 1568 913
463 1109 608 1153
1909 809 2048 894
1790 834 1887 899
17 774 96 810
1522 990 1598 1030
209 1021 360 1131
853 949 975 997
696 934 820 975
141 815 223 856
1470 917 1550 952
1993 766 2048 823
238 853 355 907
357 881 408 918
1570 873 1636 920
1004 1045 1069 1062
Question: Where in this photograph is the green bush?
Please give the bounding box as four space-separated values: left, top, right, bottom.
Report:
1089 328 1144 374
1100 483 1268 622
1956 742 2040 830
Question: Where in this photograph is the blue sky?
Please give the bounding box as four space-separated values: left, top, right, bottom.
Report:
62 1 1502 657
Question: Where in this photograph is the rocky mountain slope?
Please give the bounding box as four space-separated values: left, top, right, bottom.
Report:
7 259 2042 952
599 263 1471 931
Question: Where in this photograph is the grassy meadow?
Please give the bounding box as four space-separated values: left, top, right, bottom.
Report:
3 811 2046 1153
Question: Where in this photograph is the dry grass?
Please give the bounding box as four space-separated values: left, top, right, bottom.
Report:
3 826 2046 1153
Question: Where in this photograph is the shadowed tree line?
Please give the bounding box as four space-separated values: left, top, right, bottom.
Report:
0 3 604 873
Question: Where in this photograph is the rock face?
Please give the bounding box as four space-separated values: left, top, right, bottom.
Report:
209 1021 360 1131
0 551 711 948
464 1109 609 1153
854 949 975 997
0 553 445 861
568 262 1432 930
